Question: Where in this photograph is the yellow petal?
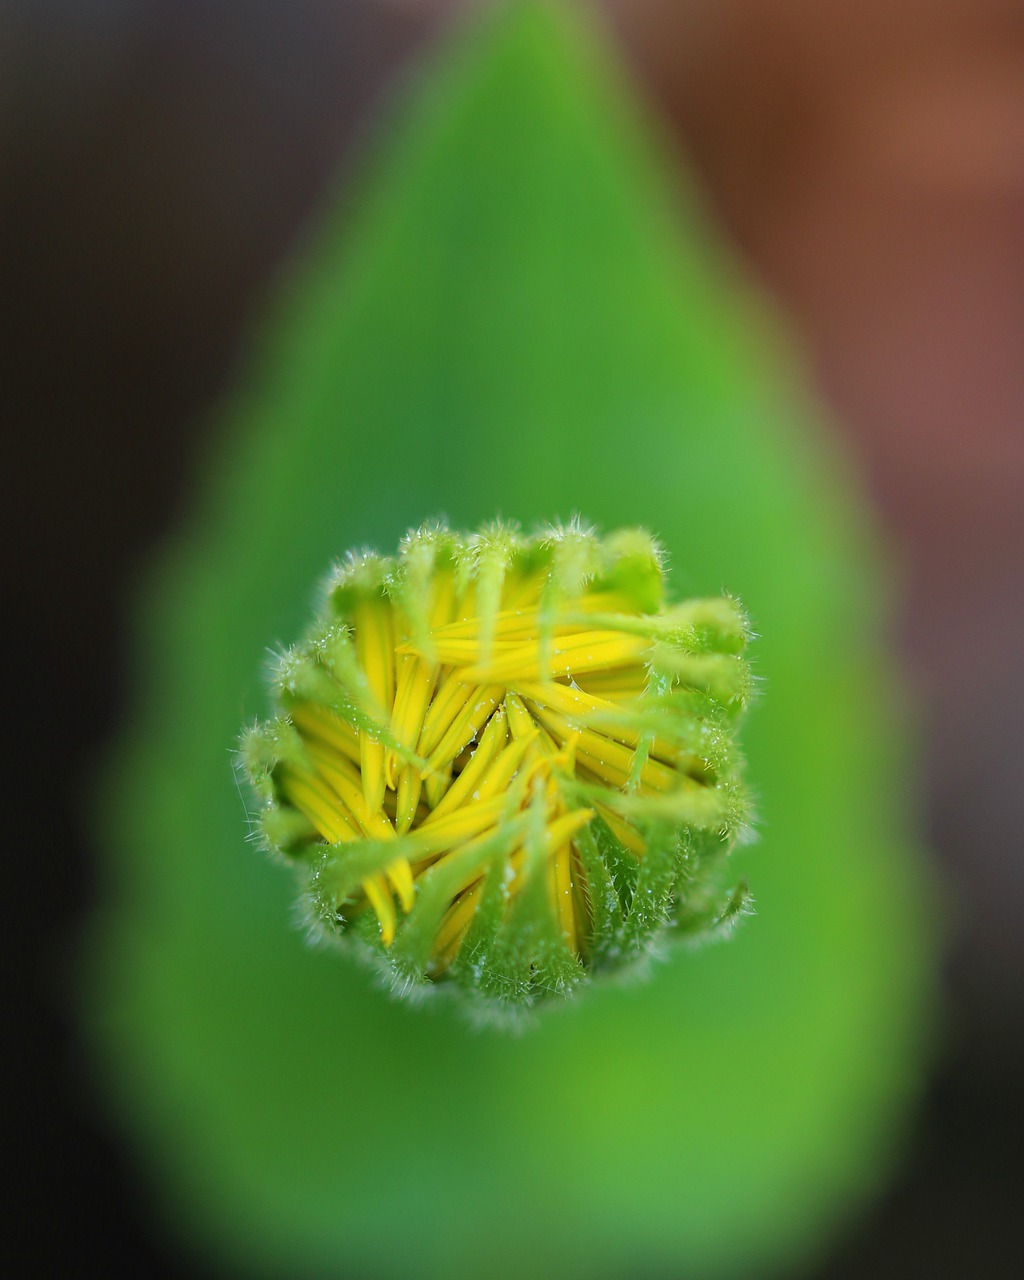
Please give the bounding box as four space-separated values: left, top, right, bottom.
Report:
424 764 452 810
425 685 503 775
432 885 483 961
552 840 576 951
276 767 360 844
462 630 650 684
525 700 677 793
395 765 423 834
355 599 395 809
354 599 395 713
386 857 416 913
289 703 361 766
411 796 506 859
593 803 646 858
363 874 397 946
474 728 538 802
305 741 395 840
418 672 474 758
426 705 509 824
360 736 387 813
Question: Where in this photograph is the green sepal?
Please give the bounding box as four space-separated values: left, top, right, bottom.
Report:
584 705 727 783
571 596 750 654
572 819 629 966
593 526 666 613
277 631 426 769
621 819 683 955
239 715 306 781
258 804 318 859
342 901 389 951
390 523 460 660
309 837 411 916
474 784 584 1004
597 776 741 835
672 875 756 945
460 521 524 666
447 856 519 996
648 644 754 709
326 551 395 619
539 519 603 599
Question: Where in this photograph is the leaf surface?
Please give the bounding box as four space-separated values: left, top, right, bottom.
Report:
87 3 935 1276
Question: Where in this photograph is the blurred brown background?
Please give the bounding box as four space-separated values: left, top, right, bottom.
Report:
4 0 1022 1275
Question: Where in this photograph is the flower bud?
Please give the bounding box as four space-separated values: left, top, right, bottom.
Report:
241 519 754 1010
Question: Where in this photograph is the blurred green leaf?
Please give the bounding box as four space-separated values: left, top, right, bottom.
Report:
86 2 935 1276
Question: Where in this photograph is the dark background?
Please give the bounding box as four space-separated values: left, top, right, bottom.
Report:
5 1 1023 1275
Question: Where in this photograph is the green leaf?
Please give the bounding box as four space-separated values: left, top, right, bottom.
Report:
85 2 936 1277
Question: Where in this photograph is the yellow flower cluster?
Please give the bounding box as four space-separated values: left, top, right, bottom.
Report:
243 521 752 1006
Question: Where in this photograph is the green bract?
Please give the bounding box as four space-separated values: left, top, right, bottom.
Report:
242 521 754 1010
